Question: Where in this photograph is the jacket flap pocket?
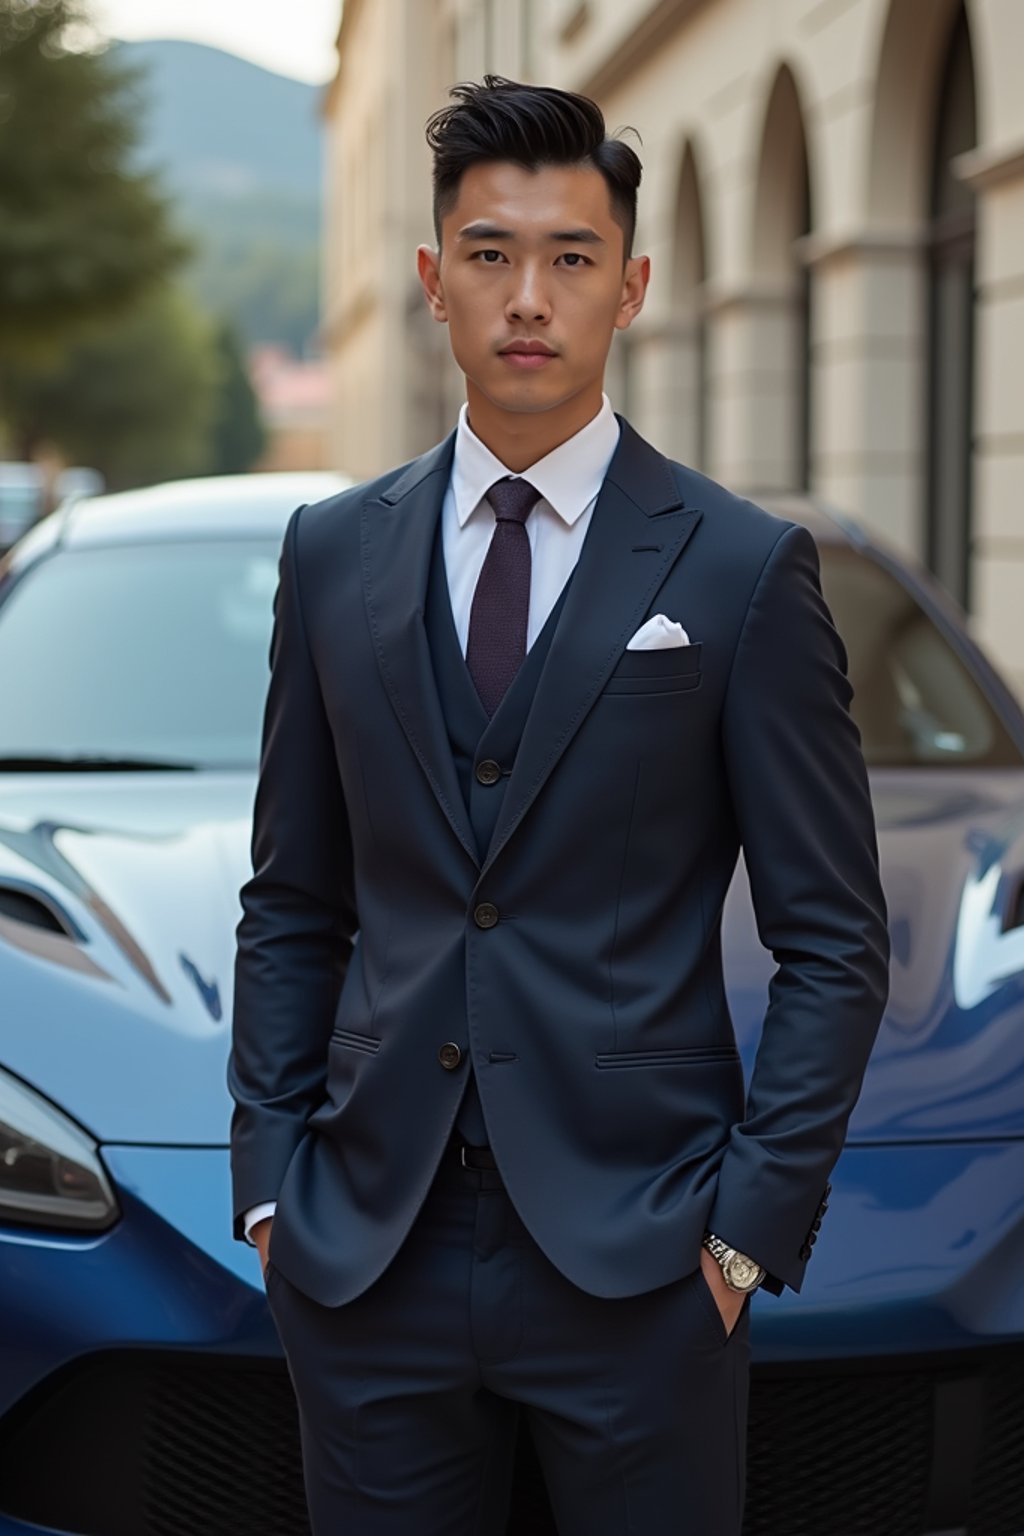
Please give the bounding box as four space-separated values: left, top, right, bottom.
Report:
330 1026 382 1054
612 641 702 679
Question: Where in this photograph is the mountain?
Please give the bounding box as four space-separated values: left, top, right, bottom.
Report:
118 39 323 202
116 39 325 352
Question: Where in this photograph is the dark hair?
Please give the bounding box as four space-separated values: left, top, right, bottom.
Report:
425 75 642 257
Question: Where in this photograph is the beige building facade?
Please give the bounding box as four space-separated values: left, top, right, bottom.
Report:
323 0 1024 693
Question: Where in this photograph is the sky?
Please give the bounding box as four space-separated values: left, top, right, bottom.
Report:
89 0 340 84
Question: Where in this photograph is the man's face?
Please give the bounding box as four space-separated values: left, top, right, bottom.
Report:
417 161 649 417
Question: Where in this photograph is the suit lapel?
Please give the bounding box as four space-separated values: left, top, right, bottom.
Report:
361 432 481 868
360 416 704 881
479 417 703 880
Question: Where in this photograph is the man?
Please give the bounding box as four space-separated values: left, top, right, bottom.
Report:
228 75 890 1536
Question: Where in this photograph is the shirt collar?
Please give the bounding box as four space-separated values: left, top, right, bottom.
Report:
451 393 620 529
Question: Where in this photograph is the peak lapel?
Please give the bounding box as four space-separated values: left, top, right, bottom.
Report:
479 419 703 881
361 433 480 868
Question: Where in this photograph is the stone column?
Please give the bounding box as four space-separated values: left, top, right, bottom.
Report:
622 313 706 469
702 281 809 496
958 140 1024 701
801 232 929 561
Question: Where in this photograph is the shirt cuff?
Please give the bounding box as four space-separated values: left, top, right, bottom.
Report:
242 1201 277 1244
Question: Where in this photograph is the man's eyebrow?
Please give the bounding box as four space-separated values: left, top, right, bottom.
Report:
456 222 606 245
456 222 514 241
549 228 605 245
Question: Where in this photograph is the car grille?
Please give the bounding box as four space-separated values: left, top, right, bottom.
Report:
0 1350 1020 1535
0 1352 309 1536
745 1355 1024 1536
971 1359 1024 1534
744 1368 934 1534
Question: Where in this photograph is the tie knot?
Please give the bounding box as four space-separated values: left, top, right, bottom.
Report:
486 475 541 525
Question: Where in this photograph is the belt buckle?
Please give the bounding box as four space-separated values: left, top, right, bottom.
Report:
459 1143 472 1168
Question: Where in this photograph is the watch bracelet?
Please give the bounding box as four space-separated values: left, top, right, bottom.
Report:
701 1229 765 1291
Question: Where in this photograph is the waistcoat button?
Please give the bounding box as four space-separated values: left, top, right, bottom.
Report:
475 759 501 785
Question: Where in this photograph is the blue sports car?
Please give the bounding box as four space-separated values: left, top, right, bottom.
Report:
0 474 1021 1536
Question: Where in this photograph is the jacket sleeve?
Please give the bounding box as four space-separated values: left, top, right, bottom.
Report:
708 520 891 1293
227 502 357 1242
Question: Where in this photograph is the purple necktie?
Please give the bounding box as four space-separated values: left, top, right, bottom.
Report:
466 475 542 717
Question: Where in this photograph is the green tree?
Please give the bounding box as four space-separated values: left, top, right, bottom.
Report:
207 322 266 475
6 283 221 490
0 0 187 364
186 222 320 356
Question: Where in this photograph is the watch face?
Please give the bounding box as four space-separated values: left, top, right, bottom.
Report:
724 1252 763 1292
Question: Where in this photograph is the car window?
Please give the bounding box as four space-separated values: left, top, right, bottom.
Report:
0 541 281 769
818 545 1022 768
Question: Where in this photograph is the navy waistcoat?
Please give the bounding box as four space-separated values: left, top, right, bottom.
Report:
423 505 575 1142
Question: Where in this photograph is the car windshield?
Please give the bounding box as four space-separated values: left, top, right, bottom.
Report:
818 545 1022 768
0 531 1018 774
0 541 281 770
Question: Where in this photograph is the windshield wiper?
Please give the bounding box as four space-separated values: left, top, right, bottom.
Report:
0 754 199 772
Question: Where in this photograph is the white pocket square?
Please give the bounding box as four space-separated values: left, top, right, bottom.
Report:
626 613 691 650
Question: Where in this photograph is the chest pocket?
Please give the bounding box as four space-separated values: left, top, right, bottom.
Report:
601 641 702 695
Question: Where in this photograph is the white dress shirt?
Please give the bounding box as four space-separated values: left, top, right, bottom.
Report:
242 393 621 1248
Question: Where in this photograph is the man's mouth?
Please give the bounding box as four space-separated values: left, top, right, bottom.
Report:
498 340 558 369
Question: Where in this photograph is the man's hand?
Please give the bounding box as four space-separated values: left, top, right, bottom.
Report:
252 1216 273 1282
699 1246 746 1338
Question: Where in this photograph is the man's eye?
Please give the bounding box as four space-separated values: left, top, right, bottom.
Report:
473 249 505 263
559 252 592 267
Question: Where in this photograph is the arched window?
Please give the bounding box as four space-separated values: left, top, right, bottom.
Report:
671 142 708 470
751 66 812 492
926 5 977 611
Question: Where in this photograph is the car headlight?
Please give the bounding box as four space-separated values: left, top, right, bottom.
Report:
0 1066 119 1231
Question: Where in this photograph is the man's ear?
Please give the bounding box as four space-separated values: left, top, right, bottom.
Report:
416 244 448 323
614 253 651 332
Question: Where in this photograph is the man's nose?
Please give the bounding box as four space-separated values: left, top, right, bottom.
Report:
505 265 552 323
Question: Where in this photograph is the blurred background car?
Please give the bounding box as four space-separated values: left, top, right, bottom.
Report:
0 465 44 553
0 472 1021 1536
0 465 106 554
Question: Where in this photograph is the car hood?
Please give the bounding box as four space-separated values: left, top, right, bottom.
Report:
0 772 255 1143
724 767 1024 1140
2 767 1024 1146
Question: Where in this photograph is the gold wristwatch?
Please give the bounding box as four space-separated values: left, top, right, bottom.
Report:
701 1231 766 1294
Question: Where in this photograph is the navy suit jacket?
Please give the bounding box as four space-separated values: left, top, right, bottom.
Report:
227 416 891 1307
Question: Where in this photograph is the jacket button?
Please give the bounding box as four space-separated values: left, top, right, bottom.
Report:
474 902 499 928
475 759 501 786
438 1042 463 1070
